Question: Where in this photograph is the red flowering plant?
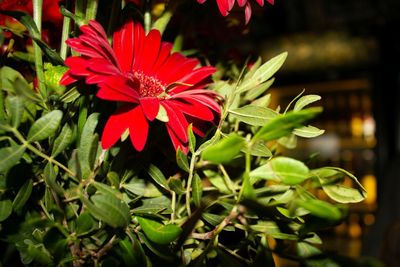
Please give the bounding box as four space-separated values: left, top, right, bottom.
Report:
0 0 367 266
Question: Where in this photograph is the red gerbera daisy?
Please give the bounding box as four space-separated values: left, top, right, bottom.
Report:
61 20 221 153
197 0 274 24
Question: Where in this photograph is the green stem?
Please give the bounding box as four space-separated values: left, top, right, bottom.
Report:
185 154 197 216
171 191 176 223
60 11 71 60
85 0 99 21
32 0 46 99
10 127 76 178
144 0 152 34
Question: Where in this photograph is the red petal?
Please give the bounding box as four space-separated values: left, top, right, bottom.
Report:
169 66 216 94
132 22 145 70
169 99 214 121
256 0 265 6
113 20 134 72
154 53 186 84
266 0 274 4
140 97 160 121
140 29 162 73
164 58 199 85
128 106 149 151
244 2 252 24
60 71 78 85
101 105 133 149
65 56 90 76
162 101 188 143
237 0 247 7
87 58 121 75
151 43 173 75
99 75 140 101
166 124 188 153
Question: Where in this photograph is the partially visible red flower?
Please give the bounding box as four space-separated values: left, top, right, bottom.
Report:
197 0 274 24
125 0 141 6
61 20 221 153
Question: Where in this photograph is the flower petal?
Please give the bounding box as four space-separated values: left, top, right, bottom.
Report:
128 106 149 151
140 97 160 121
162 101 188 143
166 124 188 154
169 99 214 121
140 29 162 73
113 20 135 72
101 105 133 149
244 2 252 24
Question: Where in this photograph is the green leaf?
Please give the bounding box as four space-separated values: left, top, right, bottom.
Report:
137 216 182 245
244 79 275 101
296 199 342 221
148 164 170 191
253 107 322 142
313 167 367 203
188 124 196 153
60 87 80 103
297 242 322 258
244 141 272 157
251 93 271 107
12 179 33 213
204 170 230 194
13 75 41 103
76 211 97 236
293 95 321 112
132 196 172 214
229 105 277 126
43 63 68 94
152 10 172 35
27 110 63 142
293 125 325 138
156 104 169 122
250 157 309 185
176 148 190 172
117 237 146 267
78 113 99 179
44 163 64 195
202 213 224 225
192 173 202 207
253 52 287 82
168 178 186 195
202 133 245 164
0 145 26 172
81 193 130 228
0 199 12 221
6 96 24 128
51 124 73 157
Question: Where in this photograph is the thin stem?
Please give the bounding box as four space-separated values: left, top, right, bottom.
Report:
32 0 46 100
60 9 71 60
144 0 152 34
10 127 76 178
171 191 176 223
85 0 99 21
218 164 236 196
185 154 197 216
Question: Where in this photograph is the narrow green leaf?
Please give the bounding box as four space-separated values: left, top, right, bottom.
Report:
148 164 170 191
76 211 97 236
117 237 146 267
6 96 24 128
313 167 367 203
137 216 182 245
244 141 272 157
0 145 26 172
293 125 325 138
51 124 73 157
188 124 196 153
132 196 172 214
176 148 190 172
244 78 275 101
296 199 342 221
202 213 224 225
202 133 245 164
12 179 33 213
156 104 169 122
251 93 271 107
81 193 130 228
92 181 122 199
204 170 230 194
79 113 99 179
0 199 12 222
44 163 64 195
27 110 63 142
13 76 41 103
60 87 80 103
229 105 277 126
297 242 322 258
192 173 202 207
250 157 309 185
168 178 186 195
293 95 321 112
253 107 322 142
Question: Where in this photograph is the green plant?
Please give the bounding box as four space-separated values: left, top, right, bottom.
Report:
0 1 367 266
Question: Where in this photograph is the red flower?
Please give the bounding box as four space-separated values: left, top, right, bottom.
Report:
197 0 274 24
61 20 221 153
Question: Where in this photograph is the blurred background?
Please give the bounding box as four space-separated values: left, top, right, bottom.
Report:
244 0 400 266
172 0 400 266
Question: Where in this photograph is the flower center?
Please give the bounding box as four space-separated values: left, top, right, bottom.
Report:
131 71 166 98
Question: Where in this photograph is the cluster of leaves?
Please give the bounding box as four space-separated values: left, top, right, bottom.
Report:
0 2 367 267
